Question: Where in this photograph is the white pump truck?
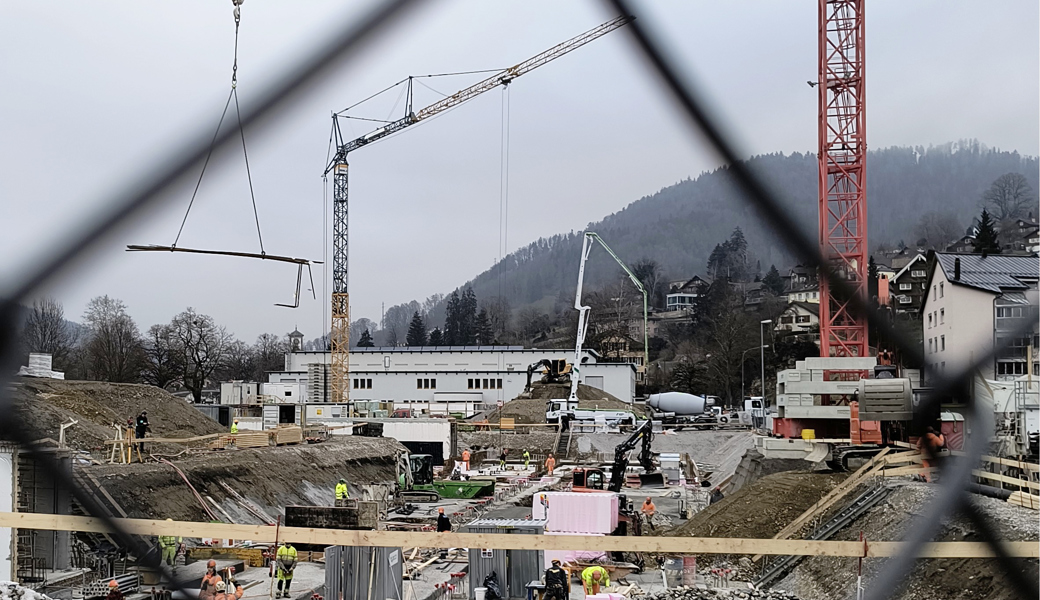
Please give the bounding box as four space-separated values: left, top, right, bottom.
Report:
545 232 645 428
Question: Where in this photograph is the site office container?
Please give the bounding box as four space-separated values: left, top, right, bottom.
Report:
462 519 545 600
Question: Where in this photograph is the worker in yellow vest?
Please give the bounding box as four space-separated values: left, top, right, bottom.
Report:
158 518 181 568
275 542 297 598
230 419 239 434
335 478 349 507
581 565 609 596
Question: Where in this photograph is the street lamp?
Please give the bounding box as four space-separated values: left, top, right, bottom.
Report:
760 320 773 407
740 345 769 404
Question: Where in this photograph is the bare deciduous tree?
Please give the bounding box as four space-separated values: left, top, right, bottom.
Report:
142 324 182 390
982 172 1033 221
253 333 288 380
913 211 962 250
21 297 78 372
171 308 231 402
82 295 143 383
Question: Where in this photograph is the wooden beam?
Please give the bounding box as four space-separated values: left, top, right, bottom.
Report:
1 512 1034 558
972 470 1040 491
104 433 221 445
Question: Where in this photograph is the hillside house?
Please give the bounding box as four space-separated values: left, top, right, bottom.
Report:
946 235 976 253
774 302 820 336
921 253 1039 382
666 275 709 311
890 254 929 315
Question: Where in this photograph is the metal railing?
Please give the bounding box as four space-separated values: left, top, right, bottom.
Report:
0 1 1036 599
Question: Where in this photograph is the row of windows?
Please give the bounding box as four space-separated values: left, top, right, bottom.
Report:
931 282 944 301
417 378 437 390
898 282 927 291
927 335 945 353
996 361 1039 376
997 306 1028 319
468 378 503 390
927 308 945 328
353 378 372 389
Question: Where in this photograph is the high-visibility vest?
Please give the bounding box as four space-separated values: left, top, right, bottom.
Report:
230 423 239 434
159 535 180 547
277 545 297 563
581 566 609 587
335 483 349 499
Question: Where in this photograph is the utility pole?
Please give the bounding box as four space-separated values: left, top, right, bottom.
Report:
760 319 772 410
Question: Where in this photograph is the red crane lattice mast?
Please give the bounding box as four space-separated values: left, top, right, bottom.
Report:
818 0 868 357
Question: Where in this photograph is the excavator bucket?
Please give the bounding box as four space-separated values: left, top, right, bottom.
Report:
639 473 666 488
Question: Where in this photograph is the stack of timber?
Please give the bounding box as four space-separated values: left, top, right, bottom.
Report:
1008 490 1039 510
272 425 303 446
210 432 269 450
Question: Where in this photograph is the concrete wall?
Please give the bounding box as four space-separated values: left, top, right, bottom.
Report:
219 382 259 405
0 444 14 581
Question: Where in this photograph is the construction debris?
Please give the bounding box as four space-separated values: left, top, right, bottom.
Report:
0 582 52 600
638 587 801 600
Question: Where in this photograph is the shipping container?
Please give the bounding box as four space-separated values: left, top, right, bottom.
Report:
462 519 545 599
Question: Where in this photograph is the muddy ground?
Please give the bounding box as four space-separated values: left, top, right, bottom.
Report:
776 482 1039 600
81 436 404 522
12 378 223 454
483 382 640 423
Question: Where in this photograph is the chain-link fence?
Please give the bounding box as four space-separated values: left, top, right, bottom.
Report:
0 1 1036 599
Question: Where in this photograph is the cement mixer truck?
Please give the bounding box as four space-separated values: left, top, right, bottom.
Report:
647 392 722 426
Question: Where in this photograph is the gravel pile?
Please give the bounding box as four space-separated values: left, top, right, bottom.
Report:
0 582 52 600
641 586 801 600
483 383 638 423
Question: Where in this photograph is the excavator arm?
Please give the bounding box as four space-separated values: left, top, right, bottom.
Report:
607 420 654 493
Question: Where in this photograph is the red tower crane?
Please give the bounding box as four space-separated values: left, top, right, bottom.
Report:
817 0 868 358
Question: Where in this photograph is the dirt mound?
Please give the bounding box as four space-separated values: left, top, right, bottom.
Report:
483 383 639 423
81 436 405 522
777 482 1039 600
12 378 223 452
669 471 847 539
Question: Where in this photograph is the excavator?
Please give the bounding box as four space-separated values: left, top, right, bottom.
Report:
572 419 663 493
395 452 496 503
524 359 572 392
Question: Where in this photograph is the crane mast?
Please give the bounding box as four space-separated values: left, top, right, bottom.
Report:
818 0 868 357
326 17 631 408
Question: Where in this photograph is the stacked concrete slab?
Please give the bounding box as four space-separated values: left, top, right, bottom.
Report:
775 357 877 420
17 353 64 380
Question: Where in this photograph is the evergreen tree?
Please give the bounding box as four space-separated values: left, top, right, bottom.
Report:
459 287 478 344
972 209 1002 255
443 290 462 345
475 308 494 345
357 329 374 347
762 264 785 295
428 328 444 346
406 311 427 346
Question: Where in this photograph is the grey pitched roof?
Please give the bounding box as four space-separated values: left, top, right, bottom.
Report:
936 253 1039 294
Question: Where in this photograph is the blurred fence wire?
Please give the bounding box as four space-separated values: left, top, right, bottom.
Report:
0 1 1035 599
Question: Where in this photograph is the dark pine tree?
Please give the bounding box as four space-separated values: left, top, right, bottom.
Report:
357 329 375 347
459 287 478 344
406 311 427 346
443 290 462 345
972 209 1002 255
762 264 785 295
475 308 494 345
428 328 444 346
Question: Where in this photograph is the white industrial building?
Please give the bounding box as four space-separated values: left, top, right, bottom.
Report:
922 253 1039 382
254 346 636 411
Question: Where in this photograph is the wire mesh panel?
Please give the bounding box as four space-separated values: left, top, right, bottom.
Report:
0 1 1036 600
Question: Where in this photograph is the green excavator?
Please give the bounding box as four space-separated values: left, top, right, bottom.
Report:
396 452 496 502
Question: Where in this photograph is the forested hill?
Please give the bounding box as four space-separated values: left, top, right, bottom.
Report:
461 141 1038 311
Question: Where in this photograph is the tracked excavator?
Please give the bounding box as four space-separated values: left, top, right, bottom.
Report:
572 419 663 492
524 359 572 392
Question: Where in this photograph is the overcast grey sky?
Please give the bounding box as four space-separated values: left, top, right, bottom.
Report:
2 1 1037 341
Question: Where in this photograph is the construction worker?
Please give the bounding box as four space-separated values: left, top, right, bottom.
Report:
461 449 471 471
335 478 349 507
135 410 150 454
230 419 239 434
436 507 452 532
213 579 242 600
498 448 509 469
544 559 569 600
523 448 531 470
641 497 656 532
106 580 123 600
917 426 946 483
581 565 609 596
544 453 556 476
199 560 222 600
158 519 181 568
275 542 297 598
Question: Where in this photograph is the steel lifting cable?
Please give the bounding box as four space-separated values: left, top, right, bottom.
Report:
173 0 265 255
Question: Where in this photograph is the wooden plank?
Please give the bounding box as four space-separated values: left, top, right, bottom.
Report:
972 470 1040 491
3 512 1034 558
882 465 937 477
980 455 1040 473
104 433 222 445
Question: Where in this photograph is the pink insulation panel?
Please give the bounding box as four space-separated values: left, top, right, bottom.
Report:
534 492 618 534
543 531 607 569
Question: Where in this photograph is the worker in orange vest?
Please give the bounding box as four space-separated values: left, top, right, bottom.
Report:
641 497 657 532
544 453 556 476
461 449 471 471
199 560 222 600
916 426 946 482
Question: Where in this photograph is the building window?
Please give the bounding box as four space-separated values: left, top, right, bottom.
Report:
430 378 436 389
417 378 423 389
899 283 912 291
941 335 945 351
285 390 292 397
928 339 933 353
781 316 794 324
911 270 926 278
939 282 944 297
940 309 944 324
941 361 946 371
928 314 933 328
796 315 810 324
467 378 474 390
933 285 937 300
497 378 503 389
482 378 488 389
